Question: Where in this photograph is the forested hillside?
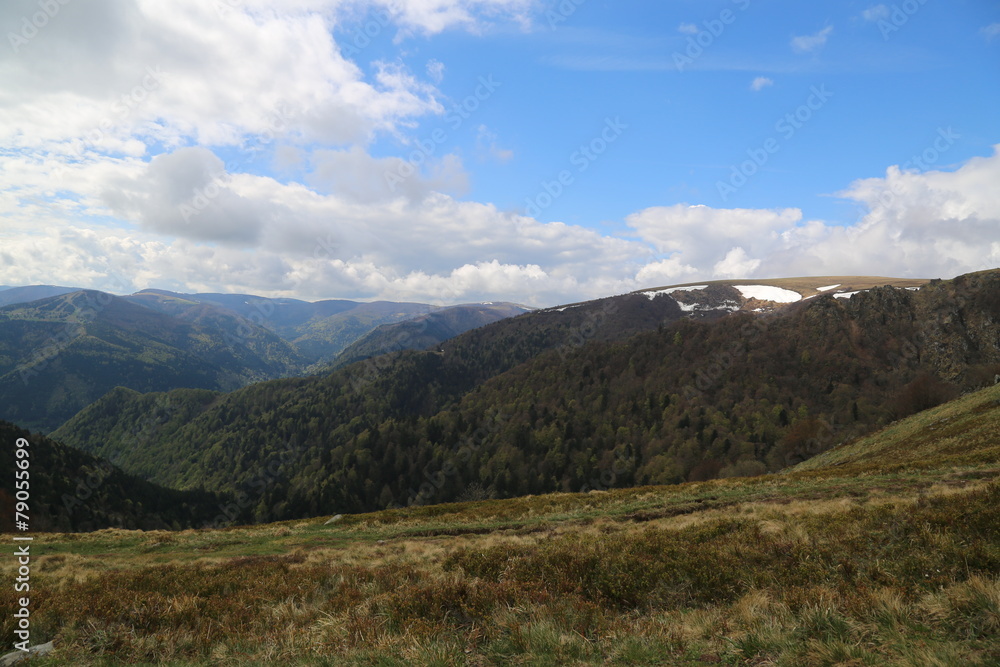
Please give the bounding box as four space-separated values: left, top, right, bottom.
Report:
332 302 530 369
0 291 305 431
53 270 1000 522
0 421 229 532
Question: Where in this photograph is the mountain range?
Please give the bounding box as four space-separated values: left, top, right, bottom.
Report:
49 270 1000 523
0 286 526 431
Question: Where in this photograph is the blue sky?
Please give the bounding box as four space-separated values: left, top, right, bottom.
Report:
0 0 998 306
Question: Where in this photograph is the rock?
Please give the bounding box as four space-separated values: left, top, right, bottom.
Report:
324 514 343 525
0 641 55 666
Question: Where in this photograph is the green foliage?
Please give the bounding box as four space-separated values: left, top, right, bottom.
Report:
0 421 230 532
52 272 1000 522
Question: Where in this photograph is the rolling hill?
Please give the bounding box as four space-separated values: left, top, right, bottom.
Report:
52 270 1000 520
0 291 305 431
5 380 999 664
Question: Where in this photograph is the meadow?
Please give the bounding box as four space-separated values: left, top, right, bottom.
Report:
2 383 999 665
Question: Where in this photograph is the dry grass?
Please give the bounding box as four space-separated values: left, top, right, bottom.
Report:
2 385 999 665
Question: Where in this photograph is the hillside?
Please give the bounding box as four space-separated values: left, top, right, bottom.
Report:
128 289 437 364
331 302 532 369
0 420 229 532
0 285 77 308
0 291 305 431
52 270 1000 520
4 383 999 664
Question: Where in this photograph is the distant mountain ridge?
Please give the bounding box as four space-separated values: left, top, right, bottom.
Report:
331 301 532 369
52 270 997 521
0 286 535 431
0 290 306 431
0 285 78 308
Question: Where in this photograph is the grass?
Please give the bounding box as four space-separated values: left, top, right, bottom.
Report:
2 385 999 665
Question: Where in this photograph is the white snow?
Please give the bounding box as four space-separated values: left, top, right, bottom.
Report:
834 291 860 299
816 284 841 292
642 285 708 300
672 298 741 313
734 285 802 303
905 287 921 291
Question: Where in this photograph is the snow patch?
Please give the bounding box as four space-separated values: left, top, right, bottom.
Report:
816 284 841 292
905 287 921 291
642 285 708 300
672 298 740 313
834 291 860 299
734 285 802 303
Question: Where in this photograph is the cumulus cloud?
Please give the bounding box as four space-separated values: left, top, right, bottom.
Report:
307 145 469 202
861 5 889 22
982 23 1000 41
791 25 833 53
677 23 698 35
0 0 539 155
1 2 997 308
101 148 269 245
750 76 773 92
3 147 999 304
626 147 1000 286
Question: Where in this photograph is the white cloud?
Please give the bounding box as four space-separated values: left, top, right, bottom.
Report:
3 148 999 305
475 125 514 163
713 248 761 278
861 5 889 22
426 59 446 83
307 145 469 202
677 22 698 35
982 23 1000 40
791 25 834 53
0 0 540 156
750 76 773 92
1 2 997 308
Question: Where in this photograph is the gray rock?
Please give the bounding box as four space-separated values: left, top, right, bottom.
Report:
0 640 55 666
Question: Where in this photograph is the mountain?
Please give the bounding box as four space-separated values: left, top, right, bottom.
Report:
127 289 437 365
0 420 230 531
331 302 533 369
0 285 77 308
53 270 998 521
0 290 305 431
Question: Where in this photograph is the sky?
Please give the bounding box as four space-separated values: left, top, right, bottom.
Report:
0 0 998 308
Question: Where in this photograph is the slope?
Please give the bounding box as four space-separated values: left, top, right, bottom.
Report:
331 302 532 369
7 379 1000 665
52 270 1000 519
0 285 78 308
0 420 230 532
0 290 305 431
130 289 437 364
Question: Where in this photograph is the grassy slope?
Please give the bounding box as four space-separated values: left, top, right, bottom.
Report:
1 384 998 664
